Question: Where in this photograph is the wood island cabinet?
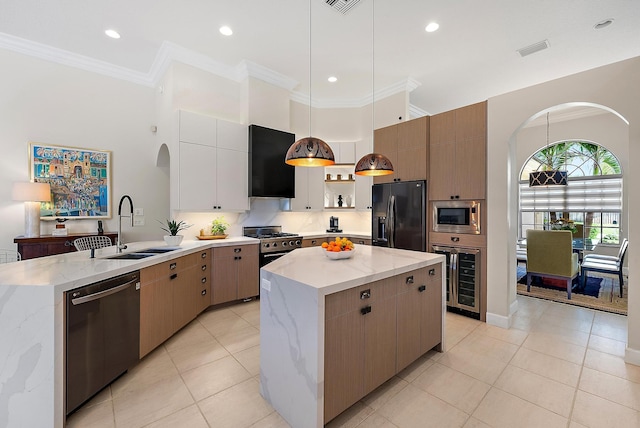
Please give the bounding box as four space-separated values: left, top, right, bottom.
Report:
212 243 259 305
139 249 211 358
14 232 117 260
324 266 441 423
373 116 429 184
429 101 486 201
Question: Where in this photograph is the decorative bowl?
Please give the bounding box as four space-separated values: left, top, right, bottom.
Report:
323 246 355 260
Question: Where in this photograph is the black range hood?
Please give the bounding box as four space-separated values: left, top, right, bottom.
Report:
248 124 296 198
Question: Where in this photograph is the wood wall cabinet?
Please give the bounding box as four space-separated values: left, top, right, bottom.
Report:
211 243 259 305
373 116 429 184
14 233 117 260
178 111 249 212
429 101 486 201
324 266 442 423
139 249 211 358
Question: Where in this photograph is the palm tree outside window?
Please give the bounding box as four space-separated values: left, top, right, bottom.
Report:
519 141 622 245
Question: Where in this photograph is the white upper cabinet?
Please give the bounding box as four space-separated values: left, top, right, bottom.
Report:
179 111 216 146
291 167 325 211
354 138 373 210
328 142 356 164
178 111 249 212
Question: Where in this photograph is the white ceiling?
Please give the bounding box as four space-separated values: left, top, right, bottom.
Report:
1 0 639 115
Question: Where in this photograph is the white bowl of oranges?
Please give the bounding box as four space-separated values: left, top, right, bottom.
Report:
321 237 355 260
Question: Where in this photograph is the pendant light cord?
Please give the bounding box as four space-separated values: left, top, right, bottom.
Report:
372 0 375 143
308 0 312 138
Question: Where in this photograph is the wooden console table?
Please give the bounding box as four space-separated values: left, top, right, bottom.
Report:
14 232 118 260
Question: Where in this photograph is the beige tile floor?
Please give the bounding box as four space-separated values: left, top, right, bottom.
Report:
66 296 640 428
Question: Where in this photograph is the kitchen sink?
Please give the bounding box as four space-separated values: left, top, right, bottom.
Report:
106 253 156 260
105 247 179 260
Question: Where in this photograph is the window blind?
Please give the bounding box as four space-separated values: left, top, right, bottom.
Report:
519 176 622 212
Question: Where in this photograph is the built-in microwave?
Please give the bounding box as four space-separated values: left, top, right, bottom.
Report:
432 200 481 235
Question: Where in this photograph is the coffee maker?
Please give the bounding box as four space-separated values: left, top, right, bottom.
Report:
327 216 342 233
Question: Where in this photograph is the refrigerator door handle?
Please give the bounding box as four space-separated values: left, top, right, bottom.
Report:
451 251 458 306
387 195 396 248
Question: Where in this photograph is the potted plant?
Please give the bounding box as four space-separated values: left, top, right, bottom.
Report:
210 216 229 236
159 219 192 246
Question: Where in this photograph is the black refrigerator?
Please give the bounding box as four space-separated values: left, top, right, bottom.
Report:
372 180 427 252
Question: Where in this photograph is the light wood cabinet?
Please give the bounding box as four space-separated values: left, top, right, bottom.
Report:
429 101 486 201
396 265 443 371
373 116 429 184
324 278 397 423
212 244 259 305
139 249 211 358
178 111 249 212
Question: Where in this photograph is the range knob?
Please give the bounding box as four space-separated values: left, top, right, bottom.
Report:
264 243 270 248
273 242 278 248
289 240 295 246
295 240 301 246
282 241 288 247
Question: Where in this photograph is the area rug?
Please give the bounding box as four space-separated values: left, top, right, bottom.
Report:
517 266 601 297
516 265 628 315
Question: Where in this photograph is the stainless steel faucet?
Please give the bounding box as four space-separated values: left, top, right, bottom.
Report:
117 195 134 253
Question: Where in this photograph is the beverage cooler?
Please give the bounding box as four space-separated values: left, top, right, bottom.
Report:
432 245 481 318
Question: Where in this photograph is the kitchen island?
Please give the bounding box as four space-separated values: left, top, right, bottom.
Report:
259 245 445 428
0 237 257 428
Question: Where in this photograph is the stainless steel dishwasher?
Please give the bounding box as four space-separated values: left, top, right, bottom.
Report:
65 271 140 415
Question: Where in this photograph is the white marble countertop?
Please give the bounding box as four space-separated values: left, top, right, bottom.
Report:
262 245 444 295
0 236 258 291
299 231 371 239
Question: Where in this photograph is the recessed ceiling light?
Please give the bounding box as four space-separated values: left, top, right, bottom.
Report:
105 29 121 39
425 22 439 33
594 18 614 30
219 26 233 36
328 76 338 83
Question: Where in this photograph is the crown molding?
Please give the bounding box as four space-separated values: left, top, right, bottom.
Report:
0 32 153 86
409 104 429 119
291 77 422 109
0 32 423 109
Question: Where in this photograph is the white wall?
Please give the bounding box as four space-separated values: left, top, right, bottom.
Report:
0 49 168 250
486 57 640 364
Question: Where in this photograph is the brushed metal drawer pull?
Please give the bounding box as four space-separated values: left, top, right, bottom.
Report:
451 236 460 242
429 268 435 276
201 252 207 258
419 285 426 292
201 290 207 296
234 248 241 253
406 275 414 284
360 289 371 299
201 277 207 283
170 273 178 280
170 262 177 270
360 306 372 315
201 265 207 271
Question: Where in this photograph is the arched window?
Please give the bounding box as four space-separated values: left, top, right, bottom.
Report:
519 141 623 245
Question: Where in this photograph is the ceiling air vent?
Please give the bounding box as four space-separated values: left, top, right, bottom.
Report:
324 0 363 14
517 39 550 57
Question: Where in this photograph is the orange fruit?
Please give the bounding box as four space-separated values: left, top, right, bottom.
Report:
321 242 329 248
332 246 341 252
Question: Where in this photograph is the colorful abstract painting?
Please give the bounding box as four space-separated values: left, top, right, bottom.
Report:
30 142 111 219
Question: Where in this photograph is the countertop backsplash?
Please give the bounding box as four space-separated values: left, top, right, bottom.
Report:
176 198 371 238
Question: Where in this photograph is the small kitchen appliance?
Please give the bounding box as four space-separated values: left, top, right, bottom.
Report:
327 216 341 233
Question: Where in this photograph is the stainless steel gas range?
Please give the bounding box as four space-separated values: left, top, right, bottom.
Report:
243 226 302 267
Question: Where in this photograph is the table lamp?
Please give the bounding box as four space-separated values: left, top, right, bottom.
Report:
12 181 51 237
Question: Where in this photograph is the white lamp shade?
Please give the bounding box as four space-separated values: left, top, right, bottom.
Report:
12 182 51 202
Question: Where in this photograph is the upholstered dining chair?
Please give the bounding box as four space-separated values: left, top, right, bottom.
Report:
581 238 628 298
0 249 21 263
525 229 580 300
